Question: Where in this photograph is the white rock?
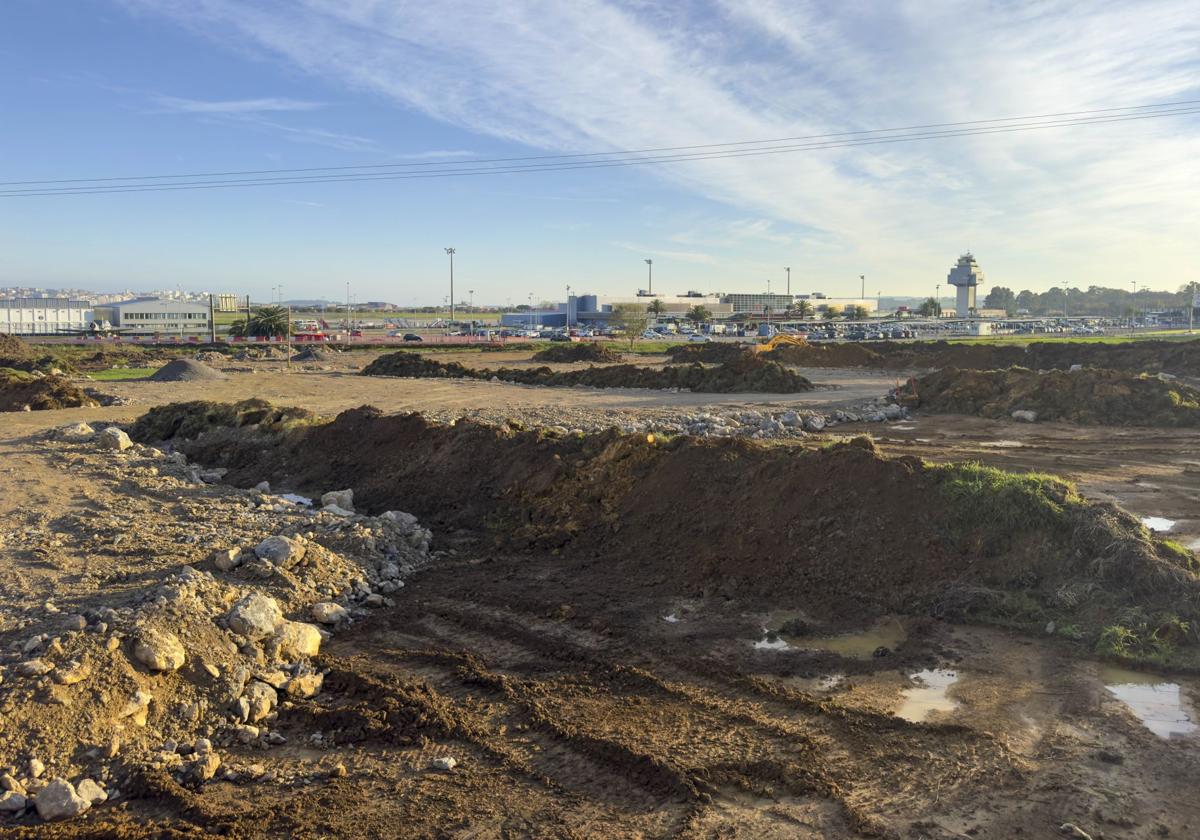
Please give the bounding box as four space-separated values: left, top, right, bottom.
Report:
209 548 242 572
320 489 354 512
322 504 355 517
310 602 349 625
254 481 271 492
29 758 45 778
226 593 283 639
0 790 26 812
254 535 306 568
380 510 419 531
118 690 153 726
430 757 457 771
75 778 107 806
274 620 322 659
16 659 53 677
1011 409 1038 423
34 778 90 821
96 427 132 452
133 628 185 671
59 422 95 441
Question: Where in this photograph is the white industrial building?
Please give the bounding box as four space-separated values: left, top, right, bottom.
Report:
94 297 211 336
0 297 95 334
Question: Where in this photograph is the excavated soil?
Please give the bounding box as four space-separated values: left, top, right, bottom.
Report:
362 351 813 393
665 342 751 364
0 369 100 412
902 367 1200 426
150 403 1200 653
530 342 624 363
146 359 228 382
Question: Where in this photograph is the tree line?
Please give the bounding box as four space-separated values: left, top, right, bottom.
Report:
981 284 1197 317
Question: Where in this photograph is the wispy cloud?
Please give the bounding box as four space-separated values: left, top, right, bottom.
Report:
393 149 475 160
151 95 324 114
121 0 1200 290
611 241 716 265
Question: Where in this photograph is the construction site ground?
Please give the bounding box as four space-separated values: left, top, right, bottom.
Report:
3 351 1200 838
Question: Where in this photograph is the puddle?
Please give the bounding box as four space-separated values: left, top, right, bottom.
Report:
1101 665 1198 738
280 493 312 506
978 440 1025 448
801 617 907 658
897 669 959 722
662 613 680 624
1141 516 1176 532
752 633 790 651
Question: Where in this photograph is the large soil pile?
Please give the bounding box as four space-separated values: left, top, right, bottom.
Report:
156 402 1200 656
0 369 99 411
902 366 1200 426
147 359 229 381
0 335 69 374
531 342 624 363
664 343 749 364
764 343 885 367
362 351 812 393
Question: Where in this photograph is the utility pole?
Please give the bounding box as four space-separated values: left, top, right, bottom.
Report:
566 285 571 333
445 248 456 331
1190 281 1196 334
245 294 251 342
935 285 941 319
785 266 791 297
644 259 653 294
860 274 865 300
345 281 351 334
208 293 216 343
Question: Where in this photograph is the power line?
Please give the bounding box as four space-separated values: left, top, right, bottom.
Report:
2 102 1197 198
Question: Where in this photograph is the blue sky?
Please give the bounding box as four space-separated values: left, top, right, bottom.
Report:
1 0 1198 305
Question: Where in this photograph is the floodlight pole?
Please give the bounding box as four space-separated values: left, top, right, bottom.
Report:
445 248 456 332
645 259 653 294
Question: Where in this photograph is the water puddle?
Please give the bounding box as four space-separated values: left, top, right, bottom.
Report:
803 617 907 658
891 424 916 430
1101 665 1198 738
897 669 959 722
752 634 791 651
1141 516 1176 532
979 440 1025 448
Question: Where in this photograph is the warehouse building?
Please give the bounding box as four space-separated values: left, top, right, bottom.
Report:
0 297 95 334
93 297 211 336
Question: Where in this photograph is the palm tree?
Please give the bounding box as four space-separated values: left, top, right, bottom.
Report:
822 305 842 321
228 306 290 338
790 299 813 319
685 305 712 325
646 298 666 317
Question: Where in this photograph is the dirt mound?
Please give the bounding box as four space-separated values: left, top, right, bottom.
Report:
129 398 316 442
764 343 885 367
0 368 100 411
147 359 229 382
164 403 1200 659
362 351 812 393
531 342 624 363
664 342 749 364
0 333 34 360
901 366 1200 426
290 347 339 363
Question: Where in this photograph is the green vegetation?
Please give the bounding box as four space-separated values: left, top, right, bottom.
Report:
128 398 317 442
932 461 1075 548
1095 610 1192 666
945 330 1196 346
86 367 158 381
228 306 291 338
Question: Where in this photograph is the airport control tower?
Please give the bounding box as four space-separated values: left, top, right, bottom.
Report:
947 253 984 316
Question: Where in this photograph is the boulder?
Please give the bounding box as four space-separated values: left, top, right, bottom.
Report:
75 779 107 806
133 628 185 671
96 427 132 452
1012 409 1038 423
15 659 53 677
254 536 306 568
118 690 153 726
285 673 324 699
802 414 826 432
59 422 95 441
226 593 283 640
310 602 349 625
380 510 419 531
430 757 457 771
34 779 90 821
0 791 26 812
243 681 278 722
274 620 322 659
209 548 242 572
320 489 354 512
183 752 221 784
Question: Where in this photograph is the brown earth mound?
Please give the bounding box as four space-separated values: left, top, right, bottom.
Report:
0 368 99 411
361 351 812 393
149 403 1200 656
664 342 749 364
901 366 1200 426
764 343 885 367
0 333 33 361
531 342 624 363
290 347 339 363
147 358 229 382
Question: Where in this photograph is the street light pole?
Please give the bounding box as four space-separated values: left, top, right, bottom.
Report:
645 259 653 295
935 284 941 318
860 274 865 300
445 248 456 332
566 285 571 333
468 289 475 336
785 266 791 297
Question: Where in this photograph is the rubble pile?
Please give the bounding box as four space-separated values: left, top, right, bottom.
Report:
0 368 100 412
0 423 435 825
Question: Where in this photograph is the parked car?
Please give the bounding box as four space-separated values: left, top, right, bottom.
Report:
688 333 711 343
403 333 422 342
549 333 571 342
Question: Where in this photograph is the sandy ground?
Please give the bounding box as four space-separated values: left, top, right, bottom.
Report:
3 359 1200 837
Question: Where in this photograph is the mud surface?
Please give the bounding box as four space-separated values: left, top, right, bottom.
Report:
902 366 1200 426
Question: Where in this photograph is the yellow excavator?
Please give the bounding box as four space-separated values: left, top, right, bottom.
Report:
754 333 808 352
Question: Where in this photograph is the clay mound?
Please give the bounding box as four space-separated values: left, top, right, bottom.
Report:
900 366 1200 426
0 368 99 411
129 398 315 441
168 403 1200 652
665 343 749 364
363 351 811 393
147 358 229 382
532 342 624 363
0 333 33 361
764 342 884 367
291 347 339 363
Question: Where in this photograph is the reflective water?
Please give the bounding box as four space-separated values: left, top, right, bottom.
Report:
1142 516 1176 532
979 440 1025 448
281 493 312 506
1101 665 1197 738
897 669 959 722
803 618 907 658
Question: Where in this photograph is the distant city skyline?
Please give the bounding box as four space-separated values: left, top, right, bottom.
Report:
2 1 1198 302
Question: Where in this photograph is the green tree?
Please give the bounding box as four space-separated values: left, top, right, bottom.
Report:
646 298 666 317
822 305 842 320
686 305 712 325
844 304 869 320
228 306 290 338
611 303 650 349
917 297 942 317
789 299 813 319
984 286 1016 314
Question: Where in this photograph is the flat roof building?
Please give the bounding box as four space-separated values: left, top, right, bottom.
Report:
94 297 211 336
1 297 95 335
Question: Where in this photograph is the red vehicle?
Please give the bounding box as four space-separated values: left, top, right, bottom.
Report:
350 329 363 338
293 332 330 343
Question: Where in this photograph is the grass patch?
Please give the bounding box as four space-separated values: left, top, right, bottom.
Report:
87 367 158 381
945 330 1196 347
932 461 1076 544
